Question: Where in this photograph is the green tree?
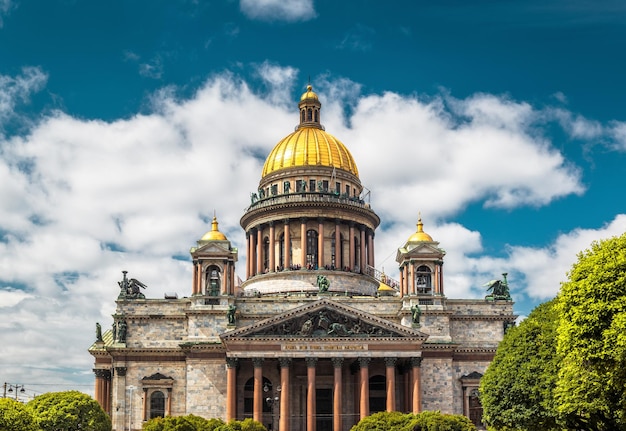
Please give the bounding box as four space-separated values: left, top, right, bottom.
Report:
350 411 476 431
480 299 560 430
0 398 37 431
215 418 266 431
143 415 225 431
554 233 626 430
27 390 111 431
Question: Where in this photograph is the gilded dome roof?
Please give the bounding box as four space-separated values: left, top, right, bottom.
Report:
262 85 359 179
262 127 359 178
407 217 433 243
200 216 228 241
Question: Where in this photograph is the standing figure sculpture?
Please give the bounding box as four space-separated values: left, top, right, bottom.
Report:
316 275 330 293
227 305 237 325
96 322 103 342
411 305 422 326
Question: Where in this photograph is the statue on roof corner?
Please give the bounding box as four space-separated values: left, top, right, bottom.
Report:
96 322 103 342
118 270 147 300
484 272 512 301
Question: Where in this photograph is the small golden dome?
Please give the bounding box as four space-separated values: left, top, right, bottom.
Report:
262 126 359 178
407 217 433 242
201 216 227 241
300 84 319 101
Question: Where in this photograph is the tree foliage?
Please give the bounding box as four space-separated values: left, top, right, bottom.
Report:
142 416 263 431
27 390 111 431
480 299 560 430
554 233 626 430
0 398 37 431
350 411 476 431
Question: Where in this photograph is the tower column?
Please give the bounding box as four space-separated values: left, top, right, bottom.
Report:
411 357 422 413
332 358 343 431
349 223 355 270
318 218 324 268
192 260 198 295
269 222 276 272
360 227 366 272
306 357 317 431
253 358 264 422
409 262 415 295
279 358 291 431
359 357 370 419
226 358 238 421
368 231 375 268
334 221 341 269
385 357 397 412
284 219 291 269
142 388 148 421
256 227 263 275
247 231 253 278
301 218 307 268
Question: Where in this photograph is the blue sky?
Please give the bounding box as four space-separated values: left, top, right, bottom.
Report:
1 0 626 398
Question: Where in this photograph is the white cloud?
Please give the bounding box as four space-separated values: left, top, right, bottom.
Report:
0 66 620 394
240 0 316 22
0 0 14 28
0 67 48 126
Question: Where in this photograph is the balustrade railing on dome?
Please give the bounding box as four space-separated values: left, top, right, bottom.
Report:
246 191 371 211
365 265 400 290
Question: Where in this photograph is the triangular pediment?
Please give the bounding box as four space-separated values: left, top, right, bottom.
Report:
193 242 232 255
397 242 444 261
221 298 427 341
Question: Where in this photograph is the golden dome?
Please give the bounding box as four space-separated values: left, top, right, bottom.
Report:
407 217 433 242
201 216 228 241
262 85 359 178
262 127 359 178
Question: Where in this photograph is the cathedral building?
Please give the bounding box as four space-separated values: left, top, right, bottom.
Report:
89 85 516 431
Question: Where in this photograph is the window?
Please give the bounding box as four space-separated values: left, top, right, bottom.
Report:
205 266 220 296
335 182 341 194
307 108 312 121
306 230 318 268
309 179 316 192
270 184 278 196
369 375 386 413
150 391 165 419
416 265 432 294
322 180 329 192
263 238 270 272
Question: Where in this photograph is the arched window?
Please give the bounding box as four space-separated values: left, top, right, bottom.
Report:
205 266 221 296
301 110 305 123
369 375 386 413
314 109 319 122
306 229 318 268
263 237 270 273
150 391 165 419
307 108 312 121
415 265 432 294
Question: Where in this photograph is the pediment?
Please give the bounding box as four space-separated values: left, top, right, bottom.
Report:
221 298 427 341
193 242 232 255
398 242 444 259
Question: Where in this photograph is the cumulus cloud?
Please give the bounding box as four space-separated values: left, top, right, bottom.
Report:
0 65 622 394
240 0 316 22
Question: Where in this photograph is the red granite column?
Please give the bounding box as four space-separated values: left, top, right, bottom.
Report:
301 219 307 268
256 228 263 274
306 357 317 431
142 388 148 421
284 220 291 269
318 218 324 268
359 357 370 420
368 230 375 268
349 223 355 270
409 263 415 295
279 358 291 431
385 358 397 412
246 232 251 279
360 228 366 272
253 358 264 422
269 222 276 272
226 358 238 421
334 222 341 269
411 358 422 413
332 358 343 431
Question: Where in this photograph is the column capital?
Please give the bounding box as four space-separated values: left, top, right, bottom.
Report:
331 357 344 368
279 357 292 368
226 357 239 368
93 368 111 379
305 357 318 368
253 358 264 368
411 357 423 367
114 366 127 376
384 357 397 368
358 357 371 368
284 218 290 225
